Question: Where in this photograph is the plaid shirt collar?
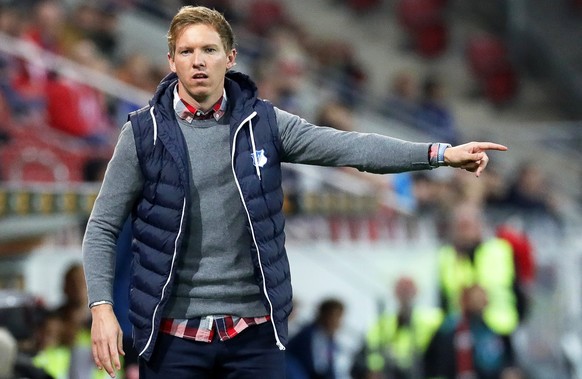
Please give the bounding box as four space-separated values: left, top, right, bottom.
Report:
173 83 227 123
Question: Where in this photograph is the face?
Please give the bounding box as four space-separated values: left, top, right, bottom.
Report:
168 23 236 109
451 206 483 251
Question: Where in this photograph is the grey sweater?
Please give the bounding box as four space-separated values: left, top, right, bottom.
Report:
82 106 432 318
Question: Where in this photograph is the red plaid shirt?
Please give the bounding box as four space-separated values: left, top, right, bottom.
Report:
173 84 227 122
160 315 271 342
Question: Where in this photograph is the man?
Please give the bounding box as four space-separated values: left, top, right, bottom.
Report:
82 6 507 378
365 276 443 379
287 298 345 379
436 202 520 337
424 285 519 379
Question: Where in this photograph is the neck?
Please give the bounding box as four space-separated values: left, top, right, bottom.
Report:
179 83 222 112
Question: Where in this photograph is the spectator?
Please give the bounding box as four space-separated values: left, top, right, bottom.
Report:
416 75 460 145
312 39 368 106
315 99 356 132
287 298 345 379
55 263 89 320
382 70 420 125
45 39 116 145
365 276 443 379
436 202 521 338
0 3 46 122
33 263 107 379
0 321 51 379
113 52 162 125
16 0 66 91
0 327 17 379
424 285 521 379
61 2 120 59
499 162 558 218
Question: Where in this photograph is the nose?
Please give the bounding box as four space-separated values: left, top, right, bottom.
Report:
192 50 205 68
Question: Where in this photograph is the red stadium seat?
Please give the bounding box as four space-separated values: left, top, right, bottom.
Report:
246 0 288 35
483 64 519 105
0 123 112 183
396 0 442 32
466 34 509 80
413 22 448 57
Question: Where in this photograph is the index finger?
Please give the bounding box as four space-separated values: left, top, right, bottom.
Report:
474 142 508 151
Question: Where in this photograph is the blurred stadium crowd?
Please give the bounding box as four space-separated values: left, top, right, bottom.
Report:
0 0 581 378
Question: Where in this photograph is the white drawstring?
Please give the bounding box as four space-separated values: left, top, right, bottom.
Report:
248 118 262 180
150 106 157 146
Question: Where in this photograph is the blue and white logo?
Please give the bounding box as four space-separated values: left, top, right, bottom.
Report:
251 149 268 168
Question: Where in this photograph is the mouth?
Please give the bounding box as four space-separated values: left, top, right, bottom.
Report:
192 73 208 80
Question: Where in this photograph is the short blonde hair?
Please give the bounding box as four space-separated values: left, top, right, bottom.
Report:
167 6 234 58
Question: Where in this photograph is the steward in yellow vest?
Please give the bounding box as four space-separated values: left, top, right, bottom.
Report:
437 204 520 336
366 277 443 379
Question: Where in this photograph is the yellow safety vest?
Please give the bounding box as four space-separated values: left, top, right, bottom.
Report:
438 238 518 335
33 328 116 379
366 307 443 372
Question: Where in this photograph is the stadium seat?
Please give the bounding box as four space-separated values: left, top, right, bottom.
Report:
246 0 288 35
466 34 509 80
483 64 519 105
413 22 448 57
396 0 443 32
0 124 112 183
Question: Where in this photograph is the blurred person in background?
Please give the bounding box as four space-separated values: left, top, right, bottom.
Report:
498 162 560 219
382 70 420 125
82 5 507 378
33 263 109 379
45 39 116 145
0 327 17 379
415 75 461 146
0 326 50 379
54 263 91 335
424 285 522 379
436 202 522 354
365 276 443 379
14 0 66 101
33 309 108 379
113 52 163 126
287 298 345 379
0 2 46 123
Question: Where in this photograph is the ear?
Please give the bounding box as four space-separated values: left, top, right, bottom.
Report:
226 49 237 70
168 52 176 73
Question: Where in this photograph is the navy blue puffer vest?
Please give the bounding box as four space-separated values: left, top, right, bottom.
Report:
127 71 292 360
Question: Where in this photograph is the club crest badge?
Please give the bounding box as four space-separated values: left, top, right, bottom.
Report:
251 149 268 168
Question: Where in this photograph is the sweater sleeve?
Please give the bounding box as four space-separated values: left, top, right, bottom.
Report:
275 107 433 173
82 121 143 306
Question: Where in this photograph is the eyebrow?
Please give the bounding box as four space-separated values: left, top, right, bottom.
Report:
177 43 221 50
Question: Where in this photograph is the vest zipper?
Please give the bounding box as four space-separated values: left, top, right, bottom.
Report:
231 111 285 351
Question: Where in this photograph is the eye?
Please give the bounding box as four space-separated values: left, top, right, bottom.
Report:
205 47 217 53
180 50 191 56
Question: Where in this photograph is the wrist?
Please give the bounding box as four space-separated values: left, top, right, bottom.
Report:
89 300 113 309
429 143 451 167
439 143 451 166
